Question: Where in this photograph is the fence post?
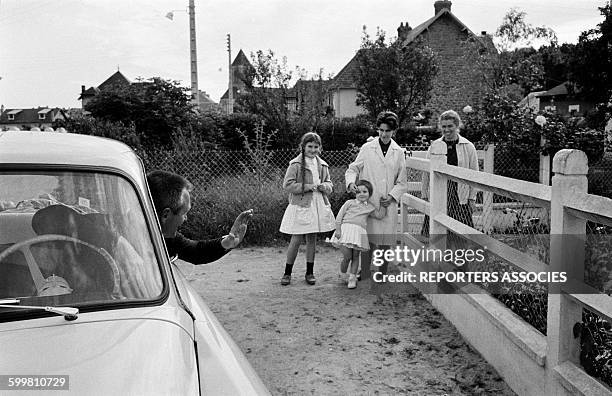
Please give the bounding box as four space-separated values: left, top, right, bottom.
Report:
539 136 551 185
546 149 588 394
482 144 494 234
429 140 447 250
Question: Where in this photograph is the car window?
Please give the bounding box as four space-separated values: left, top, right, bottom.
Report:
0 171 163 313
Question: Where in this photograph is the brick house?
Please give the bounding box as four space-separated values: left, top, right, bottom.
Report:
329 0 494 119
0 107 68 131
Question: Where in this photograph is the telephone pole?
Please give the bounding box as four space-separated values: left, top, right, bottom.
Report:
226 33 233 114
188 0 199 108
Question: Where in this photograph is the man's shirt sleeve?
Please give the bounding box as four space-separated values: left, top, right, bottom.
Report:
165 233 228 265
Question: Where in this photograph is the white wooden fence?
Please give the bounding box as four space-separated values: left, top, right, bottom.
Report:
400 140 612 395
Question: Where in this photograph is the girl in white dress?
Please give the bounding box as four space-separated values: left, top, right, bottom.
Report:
328 180 386 289
279 132 336 285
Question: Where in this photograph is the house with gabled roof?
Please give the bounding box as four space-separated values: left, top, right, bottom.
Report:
536 82 596 117
80 70 219 113
79 71 131 109
329 0 494 119
220 49 255 113
0 107 68 131
286 79 333 115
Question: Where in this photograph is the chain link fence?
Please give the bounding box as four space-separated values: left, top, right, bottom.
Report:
139 148 359 245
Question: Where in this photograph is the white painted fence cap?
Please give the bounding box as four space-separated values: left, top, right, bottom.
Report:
552 149 588 175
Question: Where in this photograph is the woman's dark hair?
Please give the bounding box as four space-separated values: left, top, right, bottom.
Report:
355 179 373 197
299 132 322 194
376 111 399 130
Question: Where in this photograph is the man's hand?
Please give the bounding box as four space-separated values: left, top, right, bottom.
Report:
348 183 358 193
334 228 342 239
221 209 254 249
316 184 327 192
380 195 395 207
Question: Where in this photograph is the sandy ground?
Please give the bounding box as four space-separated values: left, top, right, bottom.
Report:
179 246 516 395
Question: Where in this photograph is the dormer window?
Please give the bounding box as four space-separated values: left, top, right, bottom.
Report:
38 108 52 120
6 109 21 121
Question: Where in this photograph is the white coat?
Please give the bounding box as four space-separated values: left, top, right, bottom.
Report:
345 137 407 246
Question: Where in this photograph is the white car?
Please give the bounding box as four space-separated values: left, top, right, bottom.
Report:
0 131 269 395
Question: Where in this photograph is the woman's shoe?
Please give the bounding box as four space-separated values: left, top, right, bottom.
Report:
305 273 316 285
347 274 357 289
281 274 291 285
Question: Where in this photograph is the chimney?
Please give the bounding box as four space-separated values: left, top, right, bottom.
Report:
481 31 487 36
397 22 412 41
434 0 452 14
81 85 86 94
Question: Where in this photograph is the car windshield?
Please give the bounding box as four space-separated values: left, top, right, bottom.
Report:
0 171 163 314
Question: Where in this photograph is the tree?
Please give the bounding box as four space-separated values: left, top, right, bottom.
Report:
236 50 296 147
569 2 612 104
463 8 558 100
291 69 334 136
495 8 557 51
537 43 575 91
355 27 438 124
85 77 196 147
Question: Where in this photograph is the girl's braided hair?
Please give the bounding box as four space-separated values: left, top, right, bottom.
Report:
299 132 322 194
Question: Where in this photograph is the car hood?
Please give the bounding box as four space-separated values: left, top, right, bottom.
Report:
0 307 198 395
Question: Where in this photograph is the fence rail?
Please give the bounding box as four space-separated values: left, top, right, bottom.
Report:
400 141 612 395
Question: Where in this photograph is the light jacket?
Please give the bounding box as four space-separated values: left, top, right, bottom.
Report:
345 137 407 245
421 134 479 204
283 154 333 207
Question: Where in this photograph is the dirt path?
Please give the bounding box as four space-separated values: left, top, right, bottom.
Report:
180 246 516 395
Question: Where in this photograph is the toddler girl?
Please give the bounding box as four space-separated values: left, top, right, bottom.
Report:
279 132 336 285
329 179 386 289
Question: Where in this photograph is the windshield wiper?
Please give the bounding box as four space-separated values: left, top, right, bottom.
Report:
0 300 79 321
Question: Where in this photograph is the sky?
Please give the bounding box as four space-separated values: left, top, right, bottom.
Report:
0 0 607 109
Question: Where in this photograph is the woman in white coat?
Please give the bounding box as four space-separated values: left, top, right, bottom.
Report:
345 111 407 278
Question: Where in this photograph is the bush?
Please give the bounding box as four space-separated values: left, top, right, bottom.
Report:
54 115 143 149
181 173 288 245
461 93 606 164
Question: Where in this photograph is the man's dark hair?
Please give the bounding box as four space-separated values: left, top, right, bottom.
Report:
146 170 192 217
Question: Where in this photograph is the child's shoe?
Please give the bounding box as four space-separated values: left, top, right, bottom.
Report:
305 273 316 285
281 274 291 285
347 274 357 289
